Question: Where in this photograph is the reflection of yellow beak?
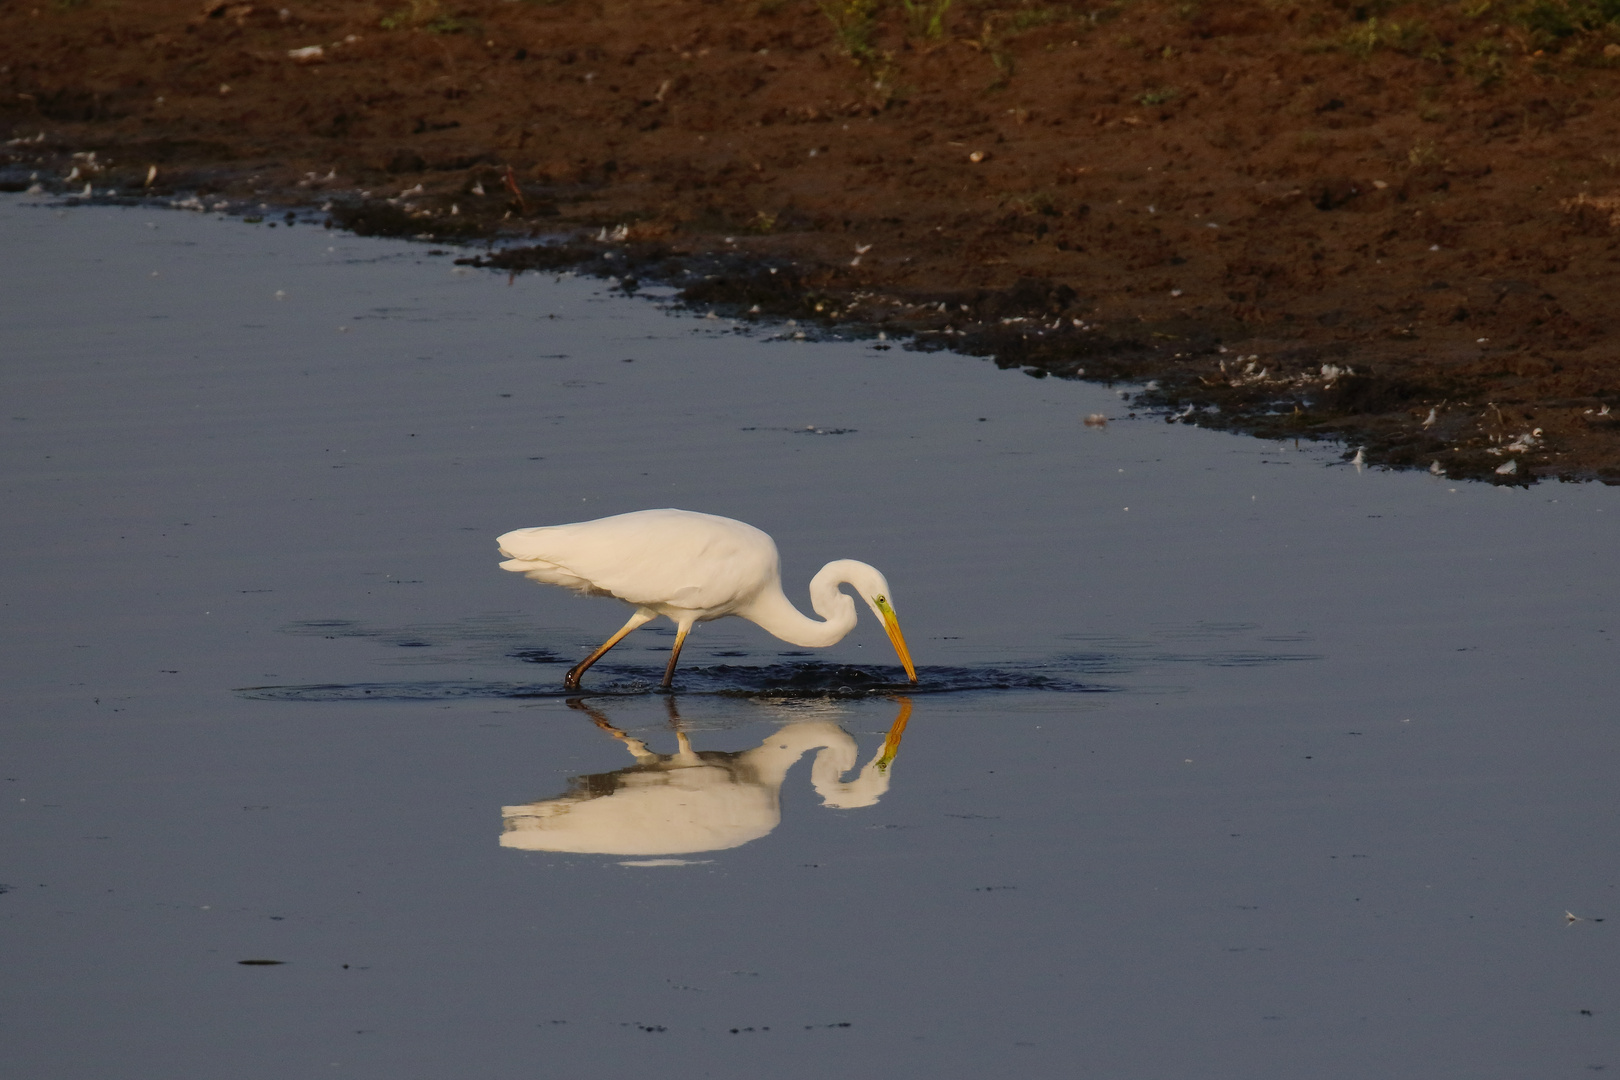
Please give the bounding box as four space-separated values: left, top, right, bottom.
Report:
873 597 918 683
876 695 913 772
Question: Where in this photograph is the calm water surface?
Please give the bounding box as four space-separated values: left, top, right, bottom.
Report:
3 197 1617 1078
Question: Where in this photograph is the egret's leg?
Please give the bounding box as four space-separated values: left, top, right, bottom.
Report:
660 620 694 688
567 698 655 760
565 609 655 690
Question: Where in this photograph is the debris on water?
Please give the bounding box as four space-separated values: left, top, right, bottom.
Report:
1084 413 1107 427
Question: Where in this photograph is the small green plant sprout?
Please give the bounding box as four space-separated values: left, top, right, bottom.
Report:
1462 37 1509 84
1009 6 1058 33
991 47 1016 83
1138 86 1179 105
1342 16 1439 59
380 0 466 32
973 15 1017 87
1343 17 1386 57
1513 0 1620 52
1408 139 1445 166
819 0 884 62
901 0 953 41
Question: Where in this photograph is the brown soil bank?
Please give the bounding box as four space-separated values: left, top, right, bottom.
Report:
6 0 1620 482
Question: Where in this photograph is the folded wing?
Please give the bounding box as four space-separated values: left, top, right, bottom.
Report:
496 508 780 615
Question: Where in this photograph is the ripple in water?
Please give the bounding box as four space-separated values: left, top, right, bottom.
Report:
234 661 1110 702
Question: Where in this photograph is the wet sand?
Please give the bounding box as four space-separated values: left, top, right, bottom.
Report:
4 0 1620 481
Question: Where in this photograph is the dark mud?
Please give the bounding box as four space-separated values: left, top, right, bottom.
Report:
7 0 1620 481
461 236 1617 484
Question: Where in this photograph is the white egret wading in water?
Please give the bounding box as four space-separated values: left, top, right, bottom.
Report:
496 508 917 690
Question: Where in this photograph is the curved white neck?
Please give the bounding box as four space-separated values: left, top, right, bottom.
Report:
738 720 854 785
738 721 891 808
739 559 886 648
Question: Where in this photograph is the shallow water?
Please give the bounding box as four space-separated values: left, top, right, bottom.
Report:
3 197 1617 1078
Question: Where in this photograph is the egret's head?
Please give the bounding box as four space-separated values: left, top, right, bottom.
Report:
861 589 917 685
815 560 919 684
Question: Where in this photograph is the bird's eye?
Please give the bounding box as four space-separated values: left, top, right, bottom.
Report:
874 595 886 603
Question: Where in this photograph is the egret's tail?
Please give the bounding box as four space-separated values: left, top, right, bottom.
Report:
497 527 603 594
497 555 597 592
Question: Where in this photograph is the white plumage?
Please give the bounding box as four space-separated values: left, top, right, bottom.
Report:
497 509 916 690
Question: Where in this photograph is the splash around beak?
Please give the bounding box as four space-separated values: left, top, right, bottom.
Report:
872 596 918 683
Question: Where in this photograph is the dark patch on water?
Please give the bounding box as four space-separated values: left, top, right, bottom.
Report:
234 661 1111 703
1056 623 1324 670
281 616 575 666
510 649 570 664
251 618 1320 701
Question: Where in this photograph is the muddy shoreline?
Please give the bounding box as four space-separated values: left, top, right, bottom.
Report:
6 0 1620 482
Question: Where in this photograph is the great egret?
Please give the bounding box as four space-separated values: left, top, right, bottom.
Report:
496 508 917 690
500 697 913 856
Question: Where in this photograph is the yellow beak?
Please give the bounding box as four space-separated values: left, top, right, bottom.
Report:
873 597 918 683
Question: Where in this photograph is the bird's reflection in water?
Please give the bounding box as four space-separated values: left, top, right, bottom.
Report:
500 697 913 857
